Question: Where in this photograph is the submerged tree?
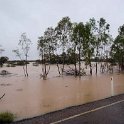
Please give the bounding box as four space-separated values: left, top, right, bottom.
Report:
44 27 56 62
13 33 32 77
41 27 57 79
69 23 78 76
72 22 86 77
94 18 110 75
19 33 31 77
55 17 72 75
111 24 124 71
83 19 96 75
71 20 96 76
36 16 114 78
13 49 26 76
37 27 57 80
38 36 50 80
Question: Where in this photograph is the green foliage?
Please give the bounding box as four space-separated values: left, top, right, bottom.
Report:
66 48 78 64
35 59 42 64
55 17 72 61
16 61 26 66
111 24 124 70
37 27 56 79
36 17 124 75
0 112 15 123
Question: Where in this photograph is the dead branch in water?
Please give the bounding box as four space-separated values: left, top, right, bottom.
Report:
0 93 5 100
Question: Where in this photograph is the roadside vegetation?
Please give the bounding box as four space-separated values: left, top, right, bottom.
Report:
0 112 15 123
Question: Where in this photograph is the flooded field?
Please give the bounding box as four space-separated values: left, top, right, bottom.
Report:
0 63 124 120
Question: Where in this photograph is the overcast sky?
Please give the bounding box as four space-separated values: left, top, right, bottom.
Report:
0 0 124 60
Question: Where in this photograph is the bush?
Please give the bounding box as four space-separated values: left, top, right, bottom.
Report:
10 64 16 67
0 112 15 123
6 64 10 67
16 61 25 66
0 56 9 67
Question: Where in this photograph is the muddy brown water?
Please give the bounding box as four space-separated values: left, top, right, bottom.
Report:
0 63 124 121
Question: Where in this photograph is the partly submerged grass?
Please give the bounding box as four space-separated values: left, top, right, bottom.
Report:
0 112 15 123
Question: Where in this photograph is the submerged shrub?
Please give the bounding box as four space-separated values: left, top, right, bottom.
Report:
0 112 15 123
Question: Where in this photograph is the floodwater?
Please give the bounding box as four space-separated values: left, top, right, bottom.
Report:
0 63 124 120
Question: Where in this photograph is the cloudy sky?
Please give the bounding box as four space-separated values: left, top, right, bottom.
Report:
0 0 124 60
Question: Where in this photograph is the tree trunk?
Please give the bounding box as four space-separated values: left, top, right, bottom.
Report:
62 53 65 75
43 72 47 80
56 55 61 76
79 47 81 78
90 63 92 75
57 63 61 76
96 62 97 75
74 47 77 76
22 64 26 77
74 62 77 76
25 55 28 77
96 48 98 75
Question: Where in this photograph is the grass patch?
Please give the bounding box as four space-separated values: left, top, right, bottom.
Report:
0 112 15 123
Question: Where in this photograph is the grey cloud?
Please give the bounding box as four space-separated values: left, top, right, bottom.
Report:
0 0 124 59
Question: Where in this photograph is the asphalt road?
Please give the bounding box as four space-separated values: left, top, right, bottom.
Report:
57 99 124 124
13 94 124 124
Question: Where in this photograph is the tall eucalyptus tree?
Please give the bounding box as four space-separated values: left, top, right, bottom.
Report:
55 17 72 74
111 24 124 71
69 23 78 76
13 49 26 76
38 27 56 79
19 33 32 77
13 33 32 77
44 27 57 63
83 19 96 75
72 22 86 77
38 36 49 80
95 18 110 75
